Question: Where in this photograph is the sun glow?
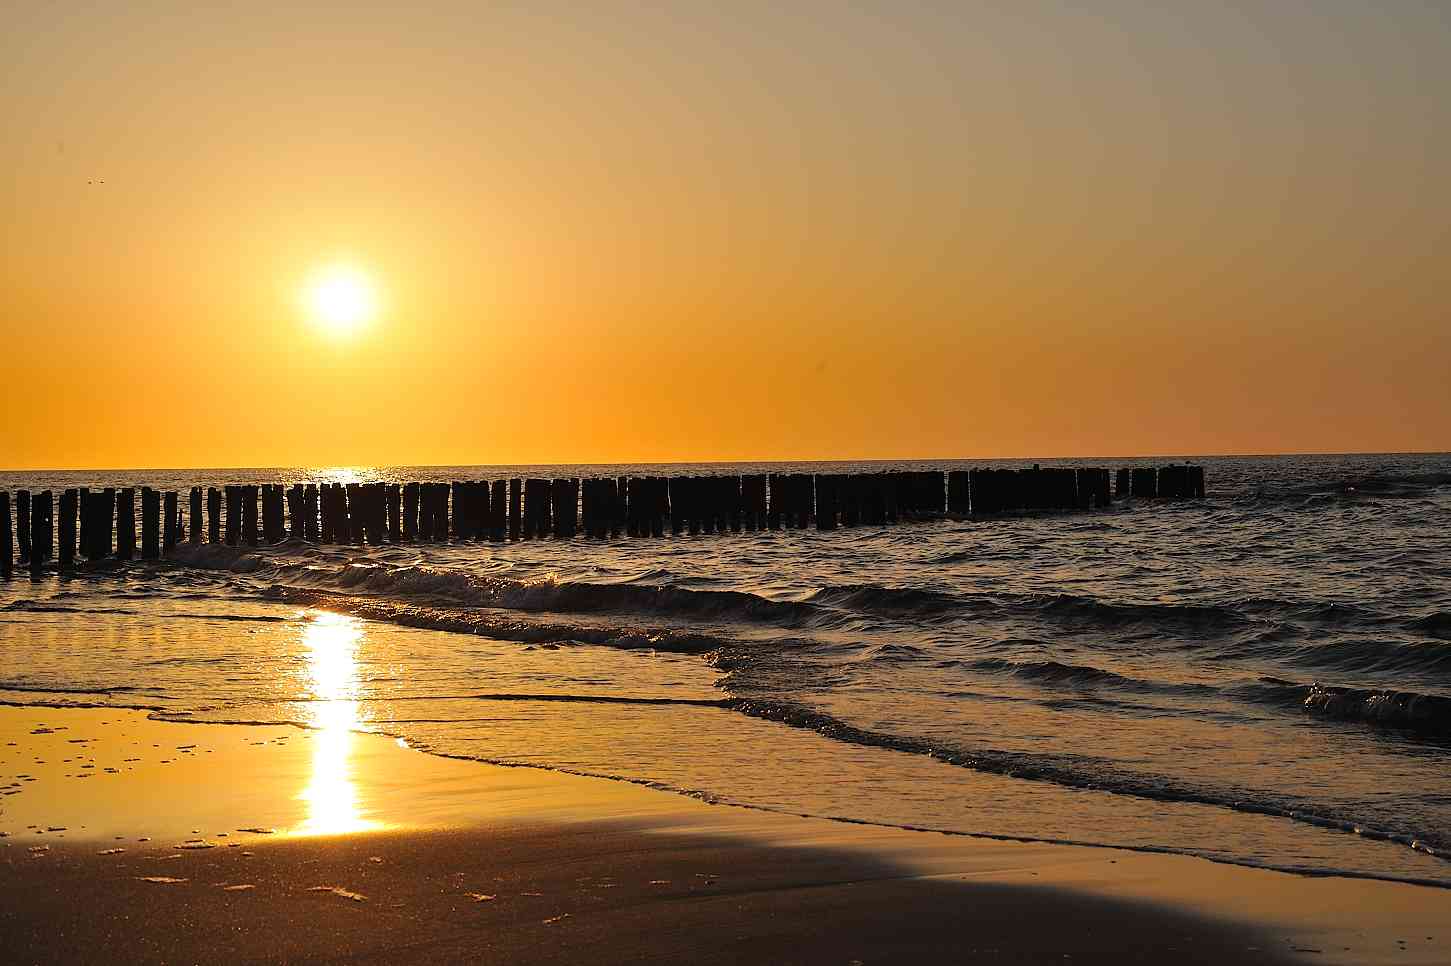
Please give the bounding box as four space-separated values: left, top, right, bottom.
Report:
303 264 378 335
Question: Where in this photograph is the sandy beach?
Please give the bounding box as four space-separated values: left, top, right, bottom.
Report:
2 706 1445 964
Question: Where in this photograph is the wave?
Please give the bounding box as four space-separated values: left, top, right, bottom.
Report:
1406 611 1451 640
265 587 735 654
727 697 1447 862
1239 678 1451 736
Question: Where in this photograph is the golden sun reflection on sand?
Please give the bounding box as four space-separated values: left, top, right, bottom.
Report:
294 611 381 836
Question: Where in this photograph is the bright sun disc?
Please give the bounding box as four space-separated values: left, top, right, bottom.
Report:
305 265 377 334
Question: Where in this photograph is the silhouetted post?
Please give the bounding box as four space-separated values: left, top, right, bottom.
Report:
1115 468 1130 500
78 488 92 562
302 485 318 541
162 491 178 553
1131 468 1156 499
242 486 258 546
948 471 969 514
16 490 31 564
186 487 201 544
400 483 417 541
29 491 50 577
285 485 300 540
115 488 135 559
504 479 519 541
450 482 465 539
383 484 399 543
57 490 77 572
488 480 505 541
0 492 10 578
204 487 218 544
1189 465 1205 499
140 488 160 560
36 490 53 564
815 475 836 531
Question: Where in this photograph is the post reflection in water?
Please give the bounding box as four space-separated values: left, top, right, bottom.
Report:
294 610 381 836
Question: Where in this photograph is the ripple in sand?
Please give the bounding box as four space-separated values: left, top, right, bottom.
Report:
221 884 255 891
543 914 571 925
177 840 216 850
465 893 496 902
136 876 187 884
97 848 125 855
28 845 49 853
308 885 367 902
237 827 275 834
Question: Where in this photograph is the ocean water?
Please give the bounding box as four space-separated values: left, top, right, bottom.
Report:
2 454 1449 886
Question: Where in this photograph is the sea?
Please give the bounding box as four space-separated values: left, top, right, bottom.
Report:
2 453 1448 886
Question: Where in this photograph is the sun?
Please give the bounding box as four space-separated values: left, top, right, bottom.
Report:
303 264 378 335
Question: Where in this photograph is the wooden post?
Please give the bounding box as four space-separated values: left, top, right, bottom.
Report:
163 491 178 552
1115 468 1130 499
1189 465 1205 498
242 486 258 546
36 490 53 564
385 484 400 542
0 491 11 578
115 488 135 559
78 487 92 562
0 491 10 578
205 488 219 543
285 485 301 540
1131 468 1156 499
815 475 836 531
140 488 160 560
29 491 49 576
58 490 77 572
188 487 202 544
16 490 31 564
303 485 319 541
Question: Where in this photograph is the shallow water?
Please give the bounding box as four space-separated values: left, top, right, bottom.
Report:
2 453 1449 885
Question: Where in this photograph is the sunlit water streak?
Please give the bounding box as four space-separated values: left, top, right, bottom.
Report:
1 453 1449 884
293 611 379 836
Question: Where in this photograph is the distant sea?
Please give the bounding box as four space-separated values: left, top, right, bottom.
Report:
2 453 1449 885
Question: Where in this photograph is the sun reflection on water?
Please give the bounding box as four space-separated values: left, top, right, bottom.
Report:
294 611 381 836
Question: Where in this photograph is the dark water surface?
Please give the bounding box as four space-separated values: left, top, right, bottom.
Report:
2 454 1449 885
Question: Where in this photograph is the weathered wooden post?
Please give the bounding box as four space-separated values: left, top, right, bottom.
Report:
242 486 259 546
0 491 10 579
205 487 219 543
384 484 400 543
285 485 301 540
1189 465 1205 498
0 491 11 578
814 475 836 531
16 490 31 564
1131 468 1156 499
223 486 238 544
488 480 505 542
37 490 53 564
78 488 92 562
140 488 160 560
303 484 319 541
58 490 77 572
162 491 178 553
187 487 202 544
29 491 50 576
503 479 517 540
115 488 135 559
1115 468 1130 500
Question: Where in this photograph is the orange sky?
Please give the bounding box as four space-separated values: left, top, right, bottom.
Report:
3 3 1447 469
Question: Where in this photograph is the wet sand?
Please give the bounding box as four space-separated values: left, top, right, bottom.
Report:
2 707 1447 964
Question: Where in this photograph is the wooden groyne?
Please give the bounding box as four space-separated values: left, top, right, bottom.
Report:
0 464 1204 574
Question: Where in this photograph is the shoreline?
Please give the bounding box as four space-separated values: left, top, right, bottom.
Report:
3 706 1448 963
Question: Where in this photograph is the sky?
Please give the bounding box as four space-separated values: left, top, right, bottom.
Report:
2 2 1448 469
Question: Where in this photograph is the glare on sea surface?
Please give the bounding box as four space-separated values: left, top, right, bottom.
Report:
303 263 378 336
294 611 380 836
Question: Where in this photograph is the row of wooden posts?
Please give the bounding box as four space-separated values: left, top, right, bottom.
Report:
0 465 1205 577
